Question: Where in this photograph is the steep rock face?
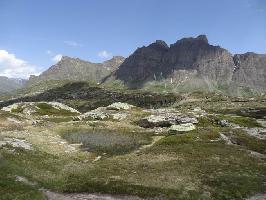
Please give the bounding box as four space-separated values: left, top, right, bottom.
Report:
0 76 27 93
115 40 169 85
164 35 234 83
232 53 266 91
29 56 125 85
114 35 235 87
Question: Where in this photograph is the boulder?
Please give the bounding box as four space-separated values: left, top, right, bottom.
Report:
138 115 172 128
217 119 231 127
80 107 109 120
168 123 196 133
137 111 198 128
107 102 135 110
112 113 127 121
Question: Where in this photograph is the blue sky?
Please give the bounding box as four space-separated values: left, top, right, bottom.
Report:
0 0 265 78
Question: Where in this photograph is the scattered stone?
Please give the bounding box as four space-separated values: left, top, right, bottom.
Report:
1 102 80 116
92 155 102 162
219 133 233 145
243 127 266 140
1 103 19 112
168 123 196 133
218 119 231 127
43 190 144 200
0 138 33 150
16 176 37 186
48 102 80 114
112 113 127 121
7 117 21 124
257 119 266 128
138 112 198 128
81 107 109 120
245 194 266 200
107 102 135 111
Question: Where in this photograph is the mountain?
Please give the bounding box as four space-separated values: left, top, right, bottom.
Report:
0 76 27 93
28 56 125 85
231 53 266 94
108 35 265 95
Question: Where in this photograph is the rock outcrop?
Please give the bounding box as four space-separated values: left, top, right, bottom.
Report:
232 53 266 92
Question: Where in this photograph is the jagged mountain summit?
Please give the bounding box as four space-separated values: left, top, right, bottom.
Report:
108 35 265 94
28 56 125 85
0 76 27 93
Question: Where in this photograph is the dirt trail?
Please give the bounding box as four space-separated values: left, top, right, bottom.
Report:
43 190 144 200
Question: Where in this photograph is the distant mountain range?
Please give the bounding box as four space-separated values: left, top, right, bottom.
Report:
1 35 265 96
0 76 27 93
28 56 125 84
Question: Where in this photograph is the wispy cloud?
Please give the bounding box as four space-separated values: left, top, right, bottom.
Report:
0 50 39 78
64 40 83 47
98 50 112 59
46 50 52 55
52 54 63 62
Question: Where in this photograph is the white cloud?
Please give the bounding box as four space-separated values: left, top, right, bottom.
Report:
64 40 83 47
0 50 39 79
46 50 52 55
98 50 112 59
52 54 63 62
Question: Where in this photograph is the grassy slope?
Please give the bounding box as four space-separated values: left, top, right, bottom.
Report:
0 125 265 200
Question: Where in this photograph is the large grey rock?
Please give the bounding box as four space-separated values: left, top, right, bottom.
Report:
137 109 198 128
107 102 135 110
168 123 196 133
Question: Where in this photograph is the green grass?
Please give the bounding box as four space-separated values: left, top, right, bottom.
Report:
35 103 78 116
222 129 266 154
1 126 265 200
0 151 46 200
217 114 262 128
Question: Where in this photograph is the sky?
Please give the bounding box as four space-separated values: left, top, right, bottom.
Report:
0 0 266 79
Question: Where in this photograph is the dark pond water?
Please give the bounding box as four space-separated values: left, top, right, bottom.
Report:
228 108 266 119
62 130 151 155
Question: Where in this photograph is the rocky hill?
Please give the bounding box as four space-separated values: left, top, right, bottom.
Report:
28 56 125 85
107 35 265 95
0 76 27 93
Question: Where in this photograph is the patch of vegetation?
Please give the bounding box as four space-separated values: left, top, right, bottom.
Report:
35 103 77 116
217 114 261 128
46 117 73 123
0 129 265 200
0 152 46 200
11 105 24 113
223 129 266 154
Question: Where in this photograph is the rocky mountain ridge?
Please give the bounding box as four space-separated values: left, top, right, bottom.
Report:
111 35 265 94
0 76 27 93
18 35 266 96
28 56 125 85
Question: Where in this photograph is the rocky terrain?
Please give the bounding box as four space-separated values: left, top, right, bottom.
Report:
0 76 27 94
0 91 265 200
